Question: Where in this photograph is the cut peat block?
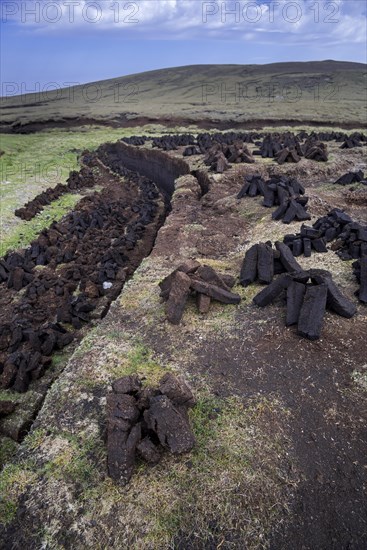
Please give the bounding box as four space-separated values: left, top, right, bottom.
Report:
197 293 211 314
310 270 357 318
286 281 306 326
297 284 328 340
257 243 274 284
240 245 258 287
159 260 200 300
353 258 367 304
165 271 192 325
333 170 365 185
237 173 310 224
275 242 303 273
190 279 241 304
253 274 291 307
253 268 357 340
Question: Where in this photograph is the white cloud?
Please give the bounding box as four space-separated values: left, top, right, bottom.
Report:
1 0 366 45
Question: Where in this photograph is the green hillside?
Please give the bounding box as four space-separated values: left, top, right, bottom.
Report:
1 61 366 130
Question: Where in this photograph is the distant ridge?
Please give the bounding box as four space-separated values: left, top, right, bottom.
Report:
1 61 366 132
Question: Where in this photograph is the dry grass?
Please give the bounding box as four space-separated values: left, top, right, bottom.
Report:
16 393 295 549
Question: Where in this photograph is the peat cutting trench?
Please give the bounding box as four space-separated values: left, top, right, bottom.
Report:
0 143 191 439
1 133 367 549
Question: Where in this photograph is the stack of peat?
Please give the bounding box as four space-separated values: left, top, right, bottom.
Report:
152 134 196 151
240 241 303 286
275 147 301 164
204 146 229 173
237 175 310 224
107 373 196 484
303 138 328 161
160 261 239 324
283 226 328 257
0 322 74 394
204 142 255 172
254 133 302 161
183 145 201 156
352 258 367 304
283 209 367 260
333 171 366 186
14 167 96 221
253 268 356 340
197 132 258 153
340 136 363 149
121 136 147 146
252 133 329 164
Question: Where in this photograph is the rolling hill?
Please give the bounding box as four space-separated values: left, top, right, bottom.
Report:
1 61 366 132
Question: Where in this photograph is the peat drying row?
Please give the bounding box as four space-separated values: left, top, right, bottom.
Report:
14 160 97 221
0 145 192 441
13 131 367 225
123 130 367 171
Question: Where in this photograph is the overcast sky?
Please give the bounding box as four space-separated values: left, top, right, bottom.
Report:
1 0 366 95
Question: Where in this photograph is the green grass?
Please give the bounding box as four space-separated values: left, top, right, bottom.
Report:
109 343 169 386
0 124 196 255
0 127 134 250
42 432 102 486
0 438 18 471
0 192 82 256
0 462 36 526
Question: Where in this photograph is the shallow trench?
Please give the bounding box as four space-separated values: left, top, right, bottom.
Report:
0 143 199 452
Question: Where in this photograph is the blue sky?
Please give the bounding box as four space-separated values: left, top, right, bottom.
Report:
1 0 366 95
